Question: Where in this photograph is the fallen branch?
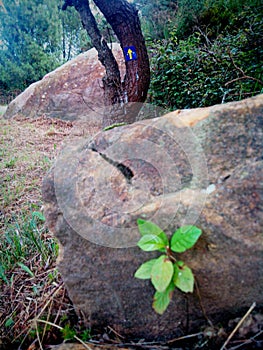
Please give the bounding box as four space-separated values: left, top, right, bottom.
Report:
219 302 256 350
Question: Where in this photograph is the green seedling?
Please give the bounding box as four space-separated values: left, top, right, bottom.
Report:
60 324 76 341
134 218 202 314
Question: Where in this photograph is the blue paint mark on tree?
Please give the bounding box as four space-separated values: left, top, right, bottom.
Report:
124 46 137 61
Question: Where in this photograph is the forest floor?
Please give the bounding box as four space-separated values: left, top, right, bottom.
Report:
0 108 262 350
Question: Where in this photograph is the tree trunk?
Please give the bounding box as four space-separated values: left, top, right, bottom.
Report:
62 0 150 126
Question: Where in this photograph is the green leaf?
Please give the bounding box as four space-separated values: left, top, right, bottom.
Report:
137 234 166 252
137 219 163 236
61 324 76 341
5 318 14 328
17 262 34 278
153 282 175 315
173 261 194 293
151 255 174 292
137 219 169 246
134 259 157 279
0 264 9 284
170 225 202 253
32 211 45 222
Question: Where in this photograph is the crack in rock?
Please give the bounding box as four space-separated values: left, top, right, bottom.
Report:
90 146 134 183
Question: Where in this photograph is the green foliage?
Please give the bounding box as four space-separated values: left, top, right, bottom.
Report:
0 0 88 98
0 211 58 284
135 219 202 314
17 262 35 278
173 0 205 39
151 255 174 292
175 0 262 39
80 329 92 341
0 0 61 93
170 225 202 253
59 4 92 60
143 0 263 109
134 0 178 40
137 218 169 247
148 8 263 109
137 234 166 252
60 324 91 342
60 324 76 341
153 282 174 315
134 258 157 279
4 318 15 328
173 261 194 293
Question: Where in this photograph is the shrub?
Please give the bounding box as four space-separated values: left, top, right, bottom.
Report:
148 6 263 109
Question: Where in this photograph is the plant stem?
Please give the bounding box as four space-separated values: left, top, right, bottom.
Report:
166 246 177 263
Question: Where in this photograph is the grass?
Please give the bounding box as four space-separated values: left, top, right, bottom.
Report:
0 115 71 219
0 113 78 349
0 210 58 285
0 208 79 349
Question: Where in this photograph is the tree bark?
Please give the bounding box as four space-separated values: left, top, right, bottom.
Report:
93 0 150 102
62 0 150 126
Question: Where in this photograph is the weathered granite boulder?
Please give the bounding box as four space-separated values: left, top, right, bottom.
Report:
4 43 125 122
42 95 263 341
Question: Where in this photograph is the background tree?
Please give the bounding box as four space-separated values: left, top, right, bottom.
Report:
62 0 150 126
0 0 61 99
0 0 87 103
134 0 178 40
59 0 92 61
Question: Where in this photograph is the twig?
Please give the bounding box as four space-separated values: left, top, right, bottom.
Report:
41 297 54 342
225 76 263 86
219 302 256 350
228 329 263 350
36 319 93 350
228 48 246 76
13 282 64 344
194 279 214 327
0 303 20 329
167 332 203 344
107 325 125 339
228 91 261 97
52 286 66 326
35 319 44 350
226 48 263 86
200 47 223 64
194 26 212 47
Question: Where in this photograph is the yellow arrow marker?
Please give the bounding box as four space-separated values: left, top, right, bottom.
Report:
127 48 133 59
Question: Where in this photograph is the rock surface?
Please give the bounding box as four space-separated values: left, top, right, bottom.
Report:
4 43 125 122
42 95 263 341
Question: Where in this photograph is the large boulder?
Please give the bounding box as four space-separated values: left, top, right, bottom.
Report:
42 95 263 340
4 43 125 122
